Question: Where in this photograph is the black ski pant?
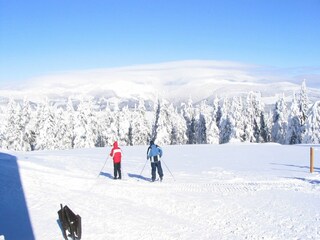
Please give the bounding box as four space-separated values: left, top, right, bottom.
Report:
113 162 121 179
151 161 163 181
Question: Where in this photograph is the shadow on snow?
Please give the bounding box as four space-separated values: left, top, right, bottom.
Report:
270 162 320 173
99 171 150 182
127 173 150 182
99 172 114 179
0 152 35 240
271 162 320 185
289 177 320 185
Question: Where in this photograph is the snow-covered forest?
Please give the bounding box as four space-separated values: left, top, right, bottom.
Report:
1 81 319 151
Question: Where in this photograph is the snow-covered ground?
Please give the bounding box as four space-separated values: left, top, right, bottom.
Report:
1 143 320 240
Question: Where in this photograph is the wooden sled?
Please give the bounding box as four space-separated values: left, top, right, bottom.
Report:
57 204 82 240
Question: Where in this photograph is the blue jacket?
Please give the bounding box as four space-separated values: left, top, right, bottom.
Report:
147 144 163 162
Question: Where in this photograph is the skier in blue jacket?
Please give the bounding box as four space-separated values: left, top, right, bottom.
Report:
147 140 164 182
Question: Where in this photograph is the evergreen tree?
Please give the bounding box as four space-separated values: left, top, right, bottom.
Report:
3 99 23 150
271 95 288 144
169 105 187 145
73 97 98 148
303 101 320 143
253 118 260 143
187 116 196 144
215 104 223 127
243 92 264 142
34 99 58 150
195 101 210 144
151 100 173 145
219 98 232 144
196 114 207 144
298 79 309 126
128 123 133 146
205 97 220 144
228 96 245 142
100 103 117 146
151 100 160 142
286 94 303 144
1 87 317 150
64 97 76 148
20 98 34 151
131 99 151 145
55 107 70 149
219 115 232 144
259 112 270 142
116 106 131 145
181 98 197 144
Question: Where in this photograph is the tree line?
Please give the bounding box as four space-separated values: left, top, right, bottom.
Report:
0 81 319 151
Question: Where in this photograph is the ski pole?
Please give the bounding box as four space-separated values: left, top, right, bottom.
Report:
120 158 125 180
139 158 149 177
161 159 175 181
97 155 109 178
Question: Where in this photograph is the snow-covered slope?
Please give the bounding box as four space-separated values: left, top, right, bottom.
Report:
1 143 319 239
1 60 319 106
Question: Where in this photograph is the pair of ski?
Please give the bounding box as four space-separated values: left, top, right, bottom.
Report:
151 177 163 183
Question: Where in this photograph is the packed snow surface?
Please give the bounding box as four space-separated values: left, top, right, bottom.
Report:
1 143 320 239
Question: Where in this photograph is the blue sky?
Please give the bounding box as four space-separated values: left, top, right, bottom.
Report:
0 0 319 85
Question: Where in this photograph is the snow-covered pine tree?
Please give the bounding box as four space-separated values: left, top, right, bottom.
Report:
259 112 270 143
54 107 71 149
168 104 187 145
206 120 219 144
19 98 34 151
219 98 232 144
195 100 211 144
298 79 309 126
228 96 245 142
131 99 151 145
128 122 133 146
181 98 197 144
204 97 220 144
252 118 260 143
73 97 98 148
286 93 303 144
183 98 195 120
243 92 265 142
219 115 232 144
303 101 320 144
96 110 107 147
215 102 223 127
63 97 77 148
187 116 196 144
99 102 117 146
34 99 58 150
271 95 288 144
2 99 23 150
196 113 207 144
151 99 173 145
116 105 131 145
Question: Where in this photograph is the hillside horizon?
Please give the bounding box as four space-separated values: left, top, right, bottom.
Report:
1 60 319 107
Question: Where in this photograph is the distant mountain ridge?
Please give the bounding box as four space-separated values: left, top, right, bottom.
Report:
0 60 319 108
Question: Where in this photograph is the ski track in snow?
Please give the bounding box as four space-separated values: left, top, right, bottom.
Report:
1 144 320 240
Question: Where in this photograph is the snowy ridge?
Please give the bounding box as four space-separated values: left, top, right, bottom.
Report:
1 144 319 239
1 60 320 105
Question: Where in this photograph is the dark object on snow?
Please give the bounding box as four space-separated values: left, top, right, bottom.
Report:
57 204 82 240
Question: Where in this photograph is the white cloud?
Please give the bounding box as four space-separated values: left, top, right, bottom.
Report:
0 60 319 103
